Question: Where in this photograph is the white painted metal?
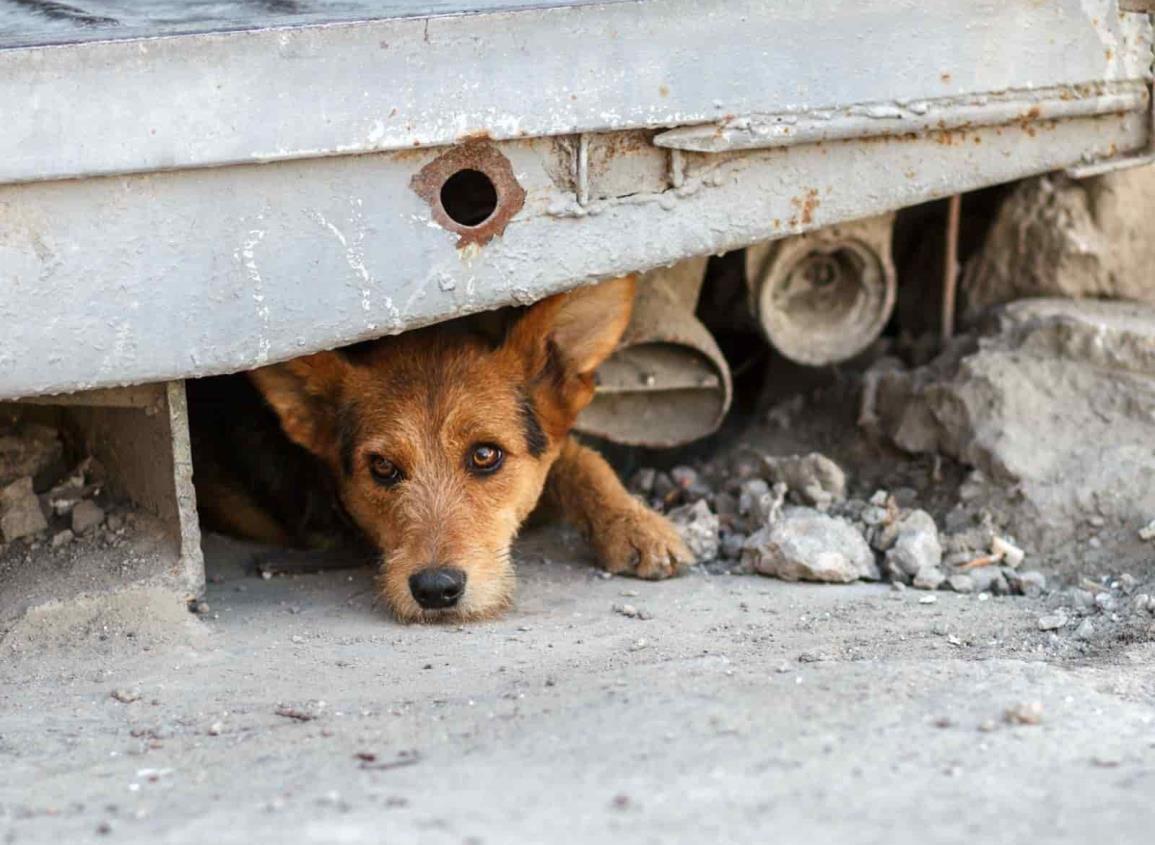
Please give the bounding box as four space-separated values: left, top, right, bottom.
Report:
0 0 1152 399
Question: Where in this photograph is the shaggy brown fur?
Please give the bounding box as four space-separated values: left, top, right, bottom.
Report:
193 277 691 622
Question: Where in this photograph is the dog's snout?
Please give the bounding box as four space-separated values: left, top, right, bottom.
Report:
409 566 467 609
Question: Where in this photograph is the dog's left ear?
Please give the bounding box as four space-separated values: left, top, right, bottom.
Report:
505 275 636 384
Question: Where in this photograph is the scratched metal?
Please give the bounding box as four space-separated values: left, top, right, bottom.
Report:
0 0 1150 184
0 109 1147 399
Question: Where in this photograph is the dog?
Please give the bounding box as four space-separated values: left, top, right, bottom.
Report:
188 276 692 622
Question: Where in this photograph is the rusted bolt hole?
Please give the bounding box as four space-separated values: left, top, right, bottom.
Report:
439 169 499 227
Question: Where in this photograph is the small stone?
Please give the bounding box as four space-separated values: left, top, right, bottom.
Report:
106 512 125 532
1088 515 1106 528
912 567 946 591
919 594 938 604
1012 570 1046 598
669 466 698 491
629 467 657 495
651 472 676 503
744 507 878 583
720 531 747 560
869 489 889 507
884 510 942 576
111 689 141 704
51 529 74 548
190 600 210 615
762 452 846 508
613 604 639 619
1004 702 1044 726
71 499 106 534
207 721 224 736
1037 612 1068 631
713 491 738 518
1119 573 1137 594
1094 592 1117 612
1087 536 1102 550
1138 519 1155 541
1133 594 1152 614
0 476 48 542
1074 619 1095 641
667 500 720 563
1068 588 1095 610
947 574 975 594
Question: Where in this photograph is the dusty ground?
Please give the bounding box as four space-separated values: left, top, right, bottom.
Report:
2 525 1154 845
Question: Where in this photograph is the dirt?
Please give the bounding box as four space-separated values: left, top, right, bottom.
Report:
1 526 1153 845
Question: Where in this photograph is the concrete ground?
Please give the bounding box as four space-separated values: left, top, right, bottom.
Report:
2 526 1154 845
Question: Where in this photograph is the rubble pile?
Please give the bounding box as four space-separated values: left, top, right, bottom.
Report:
634 446 1049 597
0 418 131 560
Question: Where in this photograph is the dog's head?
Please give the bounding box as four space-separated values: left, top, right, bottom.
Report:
250 277 634 622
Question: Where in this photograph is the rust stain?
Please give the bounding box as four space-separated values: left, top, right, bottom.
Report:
457 129 492 144
1105 48 1114 61
789 188 820 226
940 72 952 83
410 142 526 249
659 84 670 98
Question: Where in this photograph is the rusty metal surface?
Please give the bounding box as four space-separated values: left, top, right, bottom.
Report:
410 143 526 248
0 0 1149 185
0 106 1149 400
0 1 1151 398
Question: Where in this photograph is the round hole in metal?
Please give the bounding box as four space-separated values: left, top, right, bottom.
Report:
439 168 499 227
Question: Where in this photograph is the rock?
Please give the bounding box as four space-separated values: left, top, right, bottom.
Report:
884 510 942 578
651 472 676 503
0 476 48 542
738 479 785 530
761 453 847 509
712 491 738 518
667 500 720 563
629 468 656 496
1094 592 1117 613
1140 520 1155 542
1010 570 1046 598
862 298 1155 563
51 529 74 548
1004 701 1044 726
720 530 747 560
0 422 63 488
1134 594 1152 614
744 507 879 584
962 169 1155 318
71 500 106 534
912 567 946 591
1074 619 1095 641
947 574 975 593
1037 612 1068 631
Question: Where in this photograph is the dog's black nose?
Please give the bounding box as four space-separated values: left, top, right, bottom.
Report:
409 567 467 609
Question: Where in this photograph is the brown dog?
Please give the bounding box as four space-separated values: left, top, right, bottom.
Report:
190 277 692 622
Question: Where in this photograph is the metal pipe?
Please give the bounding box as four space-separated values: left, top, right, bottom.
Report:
745 214 897 366
576 257 733 448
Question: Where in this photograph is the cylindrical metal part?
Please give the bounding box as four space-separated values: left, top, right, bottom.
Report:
746 214 897 366
576 257 733 448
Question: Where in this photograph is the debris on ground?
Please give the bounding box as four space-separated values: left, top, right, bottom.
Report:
667 499 720 562
1 476 48 543
743 506 878 584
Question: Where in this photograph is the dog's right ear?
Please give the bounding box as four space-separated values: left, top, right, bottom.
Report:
248 351 350 462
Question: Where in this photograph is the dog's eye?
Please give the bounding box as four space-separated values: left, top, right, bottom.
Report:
467 444 504 475
368 455 403 486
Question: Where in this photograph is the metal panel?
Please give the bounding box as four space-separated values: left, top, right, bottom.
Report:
0 0 1149 184
0 109 1146 399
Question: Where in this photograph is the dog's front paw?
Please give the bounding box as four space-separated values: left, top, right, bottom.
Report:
591 504 693 580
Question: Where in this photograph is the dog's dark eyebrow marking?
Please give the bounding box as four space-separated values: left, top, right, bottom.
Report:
338 403 360 477
519 392 547 458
